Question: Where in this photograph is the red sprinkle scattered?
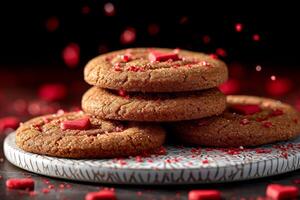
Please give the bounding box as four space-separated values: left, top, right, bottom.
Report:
38 83 67 102
6 178 34 190
240 118 250 125
255 149 272 154
188 190 221 200
210 54 218 59
48 184 54 189
121 54 131 62
135 156 143 162
60 117 90 130
281 152 288 159
85 190 116 200
42 188 50 194
113 63 123 72
230 104 262 115
235 23 243 32
148 50 180 62
266 184 298 200
62 43 80 68
202 160 209 164
0 117 20 132
127 66 145 72
120 27 136 45
118 89 128 97
262 121 272 128
269 109 284 117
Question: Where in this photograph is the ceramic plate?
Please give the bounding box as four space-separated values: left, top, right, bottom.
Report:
4 132 300 184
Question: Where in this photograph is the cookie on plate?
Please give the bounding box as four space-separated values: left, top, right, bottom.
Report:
82 87 226 121
84 48 228 92
16 111 166 158
171 95 300 147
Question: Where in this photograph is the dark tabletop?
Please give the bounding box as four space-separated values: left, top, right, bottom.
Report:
1 68 300 200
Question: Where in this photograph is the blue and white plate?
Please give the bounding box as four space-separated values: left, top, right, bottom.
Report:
4 132 300 184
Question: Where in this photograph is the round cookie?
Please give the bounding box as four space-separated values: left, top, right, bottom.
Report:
171 95 300 147
84 48 228 92
82 87 226 122
16 111 166 158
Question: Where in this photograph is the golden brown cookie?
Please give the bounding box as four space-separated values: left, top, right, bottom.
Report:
16 111 166 158
84 48 228 92
171 95 300 147
82 87 226 122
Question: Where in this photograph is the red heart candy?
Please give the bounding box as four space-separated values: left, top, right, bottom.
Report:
188 190 221 200
6 178 35 190
148 50 180 62
230 104 262 115
60 117 90 130
266 184 299 200
85 190 116 200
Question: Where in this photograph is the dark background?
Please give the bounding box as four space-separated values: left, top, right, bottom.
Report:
1 1 300 67
1 1 300 118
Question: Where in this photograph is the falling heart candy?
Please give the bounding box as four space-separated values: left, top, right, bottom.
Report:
148 50 180 62
188 190 221 200
60 117 90 130
266 184 299 200
230 104 262 115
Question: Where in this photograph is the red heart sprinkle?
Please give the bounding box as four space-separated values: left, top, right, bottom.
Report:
266 184 299 200
188 190 221 200
60 117 90 130
6 178 34 190
85 190 116 200
148 50 180 62
269 109 284 117
262 121 272 128
230 104 262 115
118 89 128 97
121 54 131 62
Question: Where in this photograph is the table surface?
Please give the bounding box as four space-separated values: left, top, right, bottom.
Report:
1 68 300 199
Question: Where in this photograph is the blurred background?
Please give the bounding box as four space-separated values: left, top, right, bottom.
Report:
1 0 300 131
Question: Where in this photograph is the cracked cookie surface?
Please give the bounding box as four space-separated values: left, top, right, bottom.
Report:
16 111 166 158
170 95 300 147
84 48 228 92
82 87 226 121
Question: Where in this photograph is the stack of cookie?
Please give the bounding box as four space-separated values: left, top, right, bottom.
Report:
16 48 300 159
82 48 228 122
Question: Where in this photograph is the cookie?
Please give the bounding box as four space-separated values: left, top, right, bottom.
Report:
171 95 300 147
84 48 228 92
16 111 166 158
81 87 226 121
